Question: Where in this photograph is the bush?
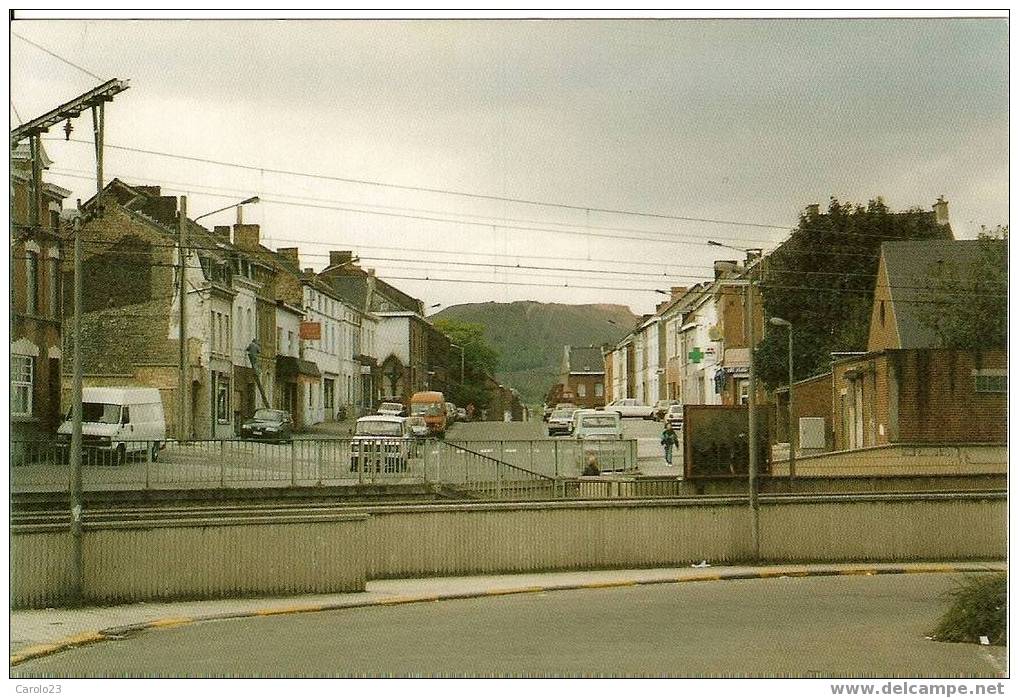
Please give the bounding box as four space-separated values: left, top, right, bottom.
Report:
931 573 1006 646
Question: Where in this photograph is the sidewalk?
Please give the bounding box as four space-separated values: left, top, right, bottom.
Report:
11 561 1004 665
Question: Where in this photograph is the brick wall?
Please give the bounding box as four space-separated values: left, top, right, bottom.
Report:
774 372 834 449
895 349 1007 444
565 374 606 409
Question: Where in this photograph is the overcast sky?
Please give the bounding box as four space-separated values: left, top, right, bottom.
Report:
10 17 1009 315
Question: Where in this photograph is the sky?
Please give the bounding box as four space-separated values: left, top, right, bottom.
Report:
10 15 1009 316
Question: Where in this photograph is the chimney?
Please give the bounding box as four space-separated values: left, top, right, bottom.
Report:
232 223 260 250
805 203 821 217
670 286 687 299
933 196 950 227
714 260 738 280
329 250 353 268
213 225 231 241
277 247 300 268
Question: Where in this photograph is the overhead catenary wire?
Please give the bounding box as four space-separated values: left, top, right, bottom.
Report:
12 32 105 82
44 137 952 242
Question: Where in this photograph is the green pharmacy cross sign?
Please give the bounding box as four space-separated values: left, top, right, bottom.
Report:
688 347 704 363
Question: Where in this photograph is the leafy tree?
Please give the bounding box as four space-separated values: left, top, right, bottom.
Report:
433 318 500 408
917 226 1007 350
755 197 951 389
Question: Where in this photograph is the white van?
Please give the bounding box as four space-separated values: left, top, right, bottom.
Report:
573 409 623 440
57 387 166 464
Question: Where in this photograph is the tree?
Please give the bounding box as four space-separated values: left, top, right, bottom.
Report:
755 197 951 389
917 226 1007 350
432 318 500 408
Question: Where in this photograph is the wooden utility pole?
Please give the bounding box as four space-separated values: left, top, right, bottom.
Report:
178 196 188 440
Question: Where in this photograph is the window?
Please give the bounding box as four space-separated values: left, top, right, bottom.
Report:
595 383 604 397
215 372 231 422
974 372 1007 393
577 383 587 398
288 331 295 355
12 355 33 416
277 327 283 354
879 300 886 327
25 252 38 315
324 379 335 410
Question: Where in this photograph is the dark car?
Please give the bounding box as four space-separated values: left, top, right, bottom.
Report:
240 408 293 444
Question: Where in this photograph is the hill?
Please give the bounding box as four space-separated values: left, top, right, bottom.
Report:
432 301 638 404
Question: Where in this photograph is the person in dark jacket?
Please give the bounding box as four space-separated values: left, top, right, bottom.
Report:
661 424 679 466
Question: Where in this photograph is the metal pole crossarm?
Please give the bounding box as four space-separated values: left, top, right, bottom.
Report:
10 79 130 146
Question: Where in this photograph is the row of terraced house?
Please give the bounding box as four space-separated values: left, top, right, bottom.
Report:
599 197 1007 458
11 143 496 441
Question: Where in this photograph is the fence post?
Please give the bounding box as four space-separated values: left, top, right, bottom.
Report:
219 440 226 487
499 440 505 464
422 439 429 484
463 448 469 484
554 440 559 477
496 460 503 499
357 439 364 486
290 440 297 486
317 441 323 486
145 440 152 490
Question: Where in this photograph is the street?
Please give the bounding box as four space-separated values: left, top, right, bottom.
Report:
11 417 675 492
11 573 1003 677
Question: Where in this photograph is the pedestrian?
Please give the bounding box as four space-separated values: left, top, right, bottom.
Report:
661 423 679 466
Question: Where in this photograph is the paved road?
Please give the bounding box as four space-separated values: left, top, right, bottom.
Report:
12 573 1002 678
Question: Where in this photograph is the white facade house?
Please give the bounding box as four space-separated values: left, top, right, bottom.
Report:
677 294 722 407
301 283 346 425
637 316 661 404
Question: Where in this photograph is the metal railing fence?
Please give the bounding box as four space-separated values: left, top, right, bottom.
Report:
445 438 638 476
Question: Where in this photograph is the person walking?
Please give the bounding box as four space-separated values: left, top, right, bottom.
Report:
661 423 679 466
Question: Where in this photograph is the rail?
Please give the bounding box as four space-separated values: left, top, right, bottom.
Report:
9 438 563 499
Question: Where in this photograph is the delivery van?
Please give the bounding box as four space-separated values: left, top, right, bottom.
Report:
409 391 447 437
57 387 166 464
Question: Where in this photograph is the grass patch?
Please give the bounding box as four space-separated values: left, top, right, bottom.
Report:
931 573 1006 646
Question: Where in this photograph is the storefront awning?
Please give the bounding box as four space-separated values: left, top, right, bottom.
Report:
276 355 321 379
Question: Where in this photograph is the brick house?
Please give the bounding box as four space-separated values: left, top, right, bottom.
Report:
11 143 71 440
558 345 606 409
62 179 273 439
830 239 1007 450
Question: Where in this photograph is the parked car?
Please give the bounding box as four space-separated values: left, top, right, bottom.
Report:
410 391 447 437
240 408 293 444
56 387 166 464
573 409 624 440
547 408 575 436
542 404 553 422
603 398 655 419
652 399 681 421
445 401 458 424
456 407 468 421
406 415 430 438
665 404 685 432
377 401 406 417
349 415 412 473
555 402 577 411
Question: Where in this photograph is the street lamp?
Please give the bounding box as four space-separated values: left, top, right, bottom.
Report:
449 342 465 383
770 317 795 480
178 196 261 440
192 196 260 222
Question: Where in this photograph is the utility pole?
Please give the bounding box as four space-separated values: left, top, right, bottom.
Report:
745 262 759 560
178 196 188 440
69 212 84 603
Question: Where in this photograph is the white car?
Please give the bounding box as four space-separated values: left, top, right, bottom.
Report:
665 404 685 431
547 409 575 436
603 398 655 419
378 401 406 417
350 415 412 473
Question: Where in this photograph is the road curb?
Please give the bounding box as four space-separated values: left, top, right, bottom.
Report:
10 562 1004 667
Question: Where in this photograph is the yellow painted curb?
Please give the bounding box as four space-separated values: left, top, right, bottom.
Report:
377 595 435 606
485 586 545 596
253 605 323 616
579 580 637 589
839 569 878 576
146 617 193 629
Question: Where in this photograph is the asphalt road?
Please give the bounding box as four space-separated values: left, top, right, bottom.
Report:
12 418 669 491
12 573 1003 678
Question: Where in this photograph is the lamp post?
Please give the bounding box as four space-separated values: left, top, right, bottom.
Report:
179 196 262 440
709 240 764 559
449 342 465 383
769 317 795 480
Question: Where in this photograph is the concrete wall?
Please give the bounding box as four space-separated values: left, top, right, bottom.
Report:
770 443 1007 478
13 495 1003 608
12 515 367 608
